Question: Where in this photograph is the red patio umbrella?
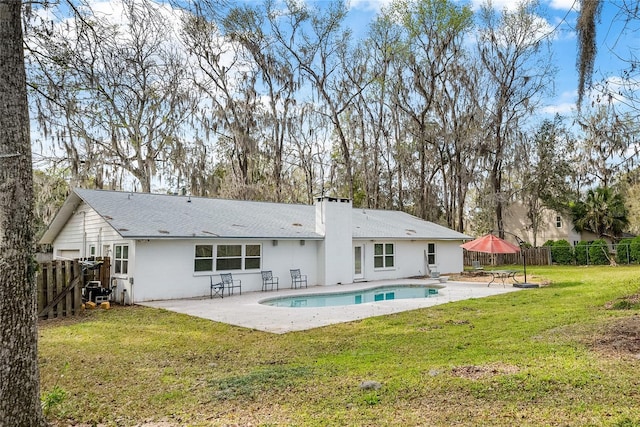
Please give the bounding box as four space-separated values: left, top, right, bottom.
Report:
460 234 520 254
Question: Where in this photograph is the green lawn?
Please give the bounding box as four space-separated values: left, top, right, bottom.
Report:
39 265 640 426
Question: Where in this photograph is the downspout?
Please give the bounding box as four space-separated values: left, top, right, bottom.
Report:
76 211 87 259
97 227 102 257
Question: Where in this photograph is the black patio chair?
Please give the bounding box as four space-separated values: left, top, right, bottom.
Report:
290 269 308 289
261 270 279 291
210 276 223 299
220 273 241 296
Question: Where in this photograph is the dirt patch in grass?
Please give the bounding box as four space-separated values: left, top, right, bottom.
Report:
604 292 640 310
590 314 640 358
450 363 520 380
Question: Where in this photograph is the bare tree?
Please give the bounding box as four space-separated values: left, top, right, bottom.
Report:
287 104 332 204
350 14 402 209
516 116 574 246
384 0 473 220
0 0 47 424
476 0 555 238
222 4 298 202
183 11 264 199
267 0 365 200
576 105 639 189
435 53 484 232
27 0 198 192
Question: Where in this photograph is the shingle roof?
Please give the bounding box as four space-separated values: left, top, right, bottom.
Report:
352 208 469 240
40 189 470 243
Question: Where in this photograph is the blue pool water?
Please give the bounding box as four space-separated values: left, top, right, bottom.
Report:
260 285 442 308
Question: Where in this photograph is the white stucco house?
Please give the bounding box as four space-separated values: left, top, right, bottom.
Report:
40 189 470 303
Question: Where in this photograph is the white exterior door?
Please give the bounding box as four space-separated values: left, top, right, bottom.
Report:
354 245 364 280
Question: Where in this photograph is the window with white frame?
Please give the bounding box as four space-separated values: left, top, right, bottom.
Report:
426 243 436 265
114 244 129 275
194 245 213 272
89 244 96 257
194 244 262 272
216 244 242 270
556 215 562 228
244 244 261 269
374 243 394 269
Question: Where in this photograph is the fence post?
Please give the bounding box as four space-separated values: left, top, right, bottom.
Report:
36 264 45 316
64 260 72 316
73 260 82 313
46 262 55 319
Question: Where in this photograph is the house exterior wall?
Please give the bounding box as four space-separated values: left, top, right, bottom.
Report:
354 240 464 281
131 238 464 302
132 238 320 301
52 202 123 259
51 202 136 303
504 202 581 247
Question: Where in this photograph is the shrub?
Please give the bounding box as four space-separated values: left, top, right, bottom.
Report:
551 240 573 264
615 238 634 264
630 236 640 263
542 240 555 247
575 241 589 265
589 239 610 265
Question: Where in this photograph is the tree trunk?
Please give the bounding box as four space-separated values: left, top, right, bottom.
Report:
0 0 47 425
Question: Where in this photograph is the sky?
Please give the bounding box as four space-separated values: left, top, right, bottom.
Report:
340 0 635 118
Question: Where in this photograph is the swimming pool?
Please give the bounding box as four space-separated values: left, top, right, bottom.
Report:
260 285 442 308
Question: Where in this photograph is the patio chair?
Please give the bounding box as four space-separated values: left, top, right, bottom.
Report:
220 273 242 296
472 260 484 271
210 276 224 299
290 269 308 289
261 270 279 291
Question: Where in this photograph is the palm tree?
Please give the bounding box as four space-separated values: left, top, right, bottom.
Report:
571 187 629 240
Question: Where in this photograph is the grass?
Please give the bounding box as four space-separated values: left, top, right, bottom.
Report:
38 265 640 426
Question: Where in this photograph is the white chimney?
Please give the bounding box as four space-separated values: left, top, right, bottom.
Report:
315 197 352 286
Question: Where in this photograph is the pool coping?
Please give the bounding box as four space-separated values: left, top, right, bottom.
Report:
259 283 446 307
139 279 523 334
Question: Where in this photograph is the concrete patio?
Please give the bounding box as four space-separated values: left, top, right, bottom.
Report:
140 279 522 334
140 279 520 334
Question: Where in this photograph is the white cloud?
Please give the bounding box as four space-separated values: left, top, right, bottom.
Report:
541 102 576 115
467 0 522 12
468 0 578 12
548 0 579 11
348 0 393 13
541 90 577 115
531 14 557 41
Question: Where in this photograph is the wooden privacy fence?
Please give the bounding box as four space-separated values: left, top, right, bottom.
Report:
463 247 551 267
37 257 111 319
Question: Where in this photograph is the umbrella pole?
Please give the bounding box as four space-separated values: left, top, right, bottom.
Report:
523 248 527 283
